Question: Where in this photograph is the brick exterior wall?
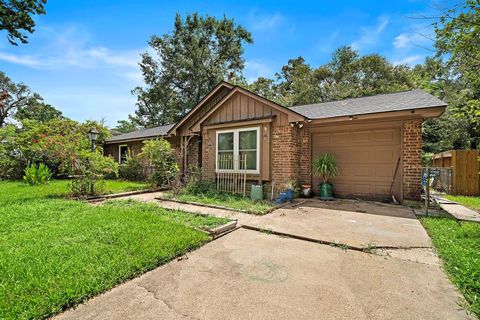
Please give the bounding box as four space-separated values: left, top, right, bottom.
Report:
299 128 311 185
403 119 423 200
271 125 300 192
201 131 214 180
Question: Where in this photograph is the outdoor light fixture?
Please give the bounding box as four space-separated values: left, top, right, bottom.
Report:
87 127 100 150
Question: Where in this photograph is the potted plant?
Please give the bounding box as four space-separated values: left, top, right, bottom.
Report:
312 153 338 200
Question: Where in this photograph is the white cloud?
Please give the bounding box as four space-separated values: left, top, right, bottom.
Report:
393 55 423 65
0 52 44 67
351 16 389 50
0 26 144 84
244 60 274 83
249 11 285 31
393 30 432 49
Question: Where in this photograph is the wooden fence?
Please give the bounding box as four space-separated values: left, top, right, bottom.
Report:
432 150 480 196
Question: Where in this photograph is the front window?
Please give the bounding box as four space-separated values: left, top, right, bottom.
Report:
216 127 259 174
119 145 128 164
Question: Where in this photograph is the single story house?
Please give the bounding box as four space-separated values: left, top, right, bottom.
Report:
104 81 446 201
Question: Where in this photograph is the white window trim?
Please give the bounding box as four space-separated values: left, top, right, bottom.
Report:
215 127 260 175
119 144 128 163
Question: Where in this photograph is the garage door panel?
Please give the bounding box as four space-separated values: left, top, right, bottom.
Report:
312 126 402 200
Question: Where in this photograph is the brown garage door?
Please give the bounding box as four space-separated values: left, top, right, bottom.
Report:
312 126 402 200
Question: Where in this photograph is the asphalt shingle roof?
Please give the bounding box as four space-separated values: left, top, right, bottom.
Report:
105 123 175 143
289 89 447 119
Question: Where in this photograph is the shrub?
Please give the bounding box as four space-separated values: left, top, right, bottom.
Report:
23 163 52 186
69 151 118 197
119 155 144 181
181 179 216 196
139 139 179 188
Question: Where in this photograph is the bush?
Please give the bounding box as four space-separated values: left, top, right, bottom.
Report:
181 179 216 196
69 151 118 197
23 163 52 186
119 155 144 181
139 139 179 188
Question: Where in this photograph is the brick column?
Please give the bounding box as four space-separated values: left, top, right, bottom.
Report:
271 125 300 189
299 127 311 185
403 119 422 200
201 132 213 180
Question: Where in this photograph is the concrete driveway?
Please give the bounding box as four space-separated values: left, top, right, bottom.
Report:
59 198 473 319
57 228 472 320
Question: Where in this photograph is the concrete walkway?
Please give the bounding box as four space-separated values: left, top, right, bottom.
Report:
111 195 433 250
55 228 473 320
435 196 480 223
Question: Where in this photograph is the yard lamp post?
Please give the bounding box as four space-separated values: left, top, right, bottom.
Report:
87 128 99 151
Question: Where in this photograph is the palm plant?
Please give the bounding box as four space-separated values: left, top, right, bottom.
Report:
312 153 338 184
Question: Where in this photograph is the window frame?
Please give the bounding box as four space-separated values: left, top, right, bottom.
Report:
215 127 260 174
119 144 129 164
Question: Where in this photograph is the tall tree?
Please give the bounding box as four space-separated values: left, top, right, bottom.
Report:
0 0 47 45
15 99 63 122
114 119 138 134
434 0 480 148
0 71 40 127
249 47 415 107
130 13 253 128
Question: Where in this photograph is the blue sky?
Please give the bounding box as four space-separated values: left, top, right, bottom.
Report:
0 0 448 127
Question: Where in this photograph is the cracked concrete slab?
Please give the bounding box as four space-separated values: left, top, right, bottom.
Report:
55 228 472 320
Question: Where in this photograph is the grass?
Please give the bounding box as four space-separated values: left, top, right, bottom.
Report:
444 195 480 212
421 217 480 317
0 179 149 204
0 181 227 319
163 192 276 215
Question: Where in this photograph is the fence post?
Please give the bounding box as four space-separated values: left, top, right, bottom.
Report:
425 167 430 217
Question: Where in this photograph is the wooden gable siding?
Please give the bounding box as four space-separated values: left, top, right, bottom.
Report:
204 91 289 127
178 86 231 136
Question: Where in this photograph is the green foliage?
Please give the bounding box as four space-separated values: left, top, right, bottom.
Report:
312 153 338 184
0 71 40 127
421 152 434 167
426 0 480 150
139 138 179 188
0 0 46 45
181 179 217 197
0 181 225 319
0 118 112 179
118 154 144 181
114 119 138 133
23 163 52 185
130 13 253 127
421 217 480 317
69 151 118 197
245 47 415 108
0 124 25 179
15 100 64 122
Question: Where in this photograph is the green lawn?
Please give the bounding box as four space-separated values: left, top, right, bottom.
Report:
444 195 480 212
421 217 480 317
0 181 227 319
163 192 276 215
0 179 149 204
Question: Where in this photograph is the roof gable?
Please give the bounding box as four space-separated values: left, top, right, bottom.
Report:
168 81 233 136
189 86 306 133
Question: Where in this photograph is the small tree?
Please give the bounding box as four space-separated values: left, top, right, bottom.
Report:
139 138 179 188
69 151 118 197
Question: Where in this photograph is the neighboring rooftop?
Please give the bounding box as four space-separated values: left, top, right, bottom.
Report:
105 123 175 143
289 89 447 119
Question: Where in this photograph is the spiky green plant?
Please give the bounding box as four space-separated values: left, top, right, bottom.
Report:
312 153 338 184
